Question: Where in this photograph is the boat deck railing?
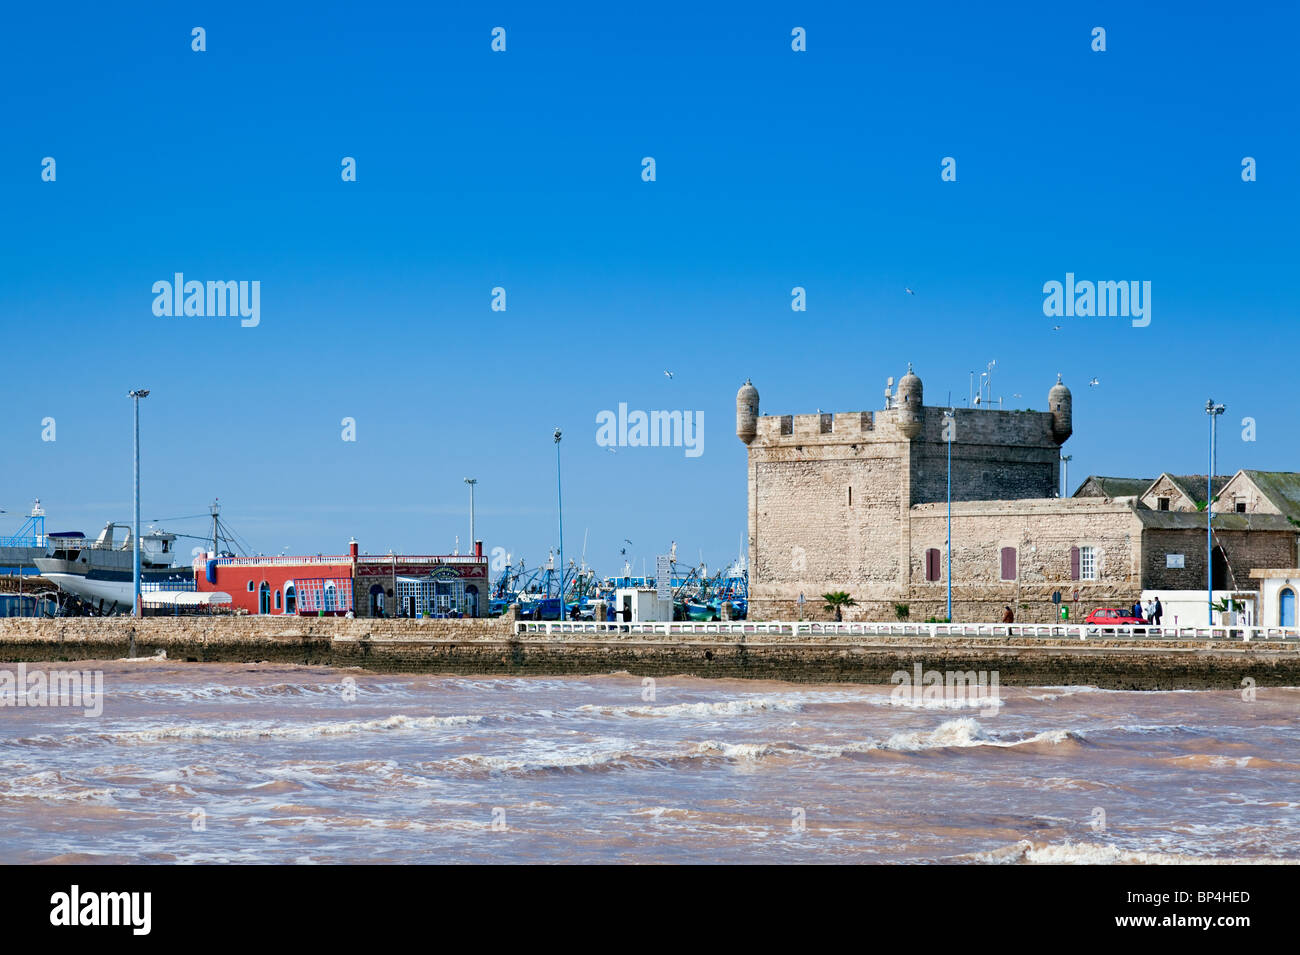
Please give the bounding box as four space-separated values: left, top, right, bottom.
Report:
513 620 1300 642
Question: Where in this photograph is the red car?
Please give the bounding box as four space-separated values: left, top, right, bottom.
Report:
1084 607 1145 625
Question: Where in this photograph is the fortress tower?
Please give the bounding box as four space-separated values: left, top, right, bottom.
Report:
737 368 1072 618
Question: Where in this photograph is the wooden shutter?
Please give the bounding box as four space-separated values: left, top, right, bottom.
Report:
1070 546 1080 581
1000 546 1017 581
926 548 940 582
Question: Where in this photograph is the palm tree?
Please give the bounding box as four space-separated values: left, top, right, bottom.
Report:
822 591 856 622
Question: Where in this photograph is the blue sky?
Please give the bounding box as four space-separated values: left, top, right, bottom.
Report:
2 1 1296 575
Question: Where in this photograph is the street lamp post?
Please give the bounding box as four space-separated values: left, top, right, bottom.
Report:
1060 454 1072 499
554 429 564 606
943 409 954 623
128 389 150 617
1206 400 1225 625
464 478 477 549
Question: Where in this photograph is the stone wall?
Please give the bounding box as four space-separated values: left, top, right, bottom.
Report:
911 407 1060 505
1141 528 1297 592
753 497 1145 623
3 616 1299 688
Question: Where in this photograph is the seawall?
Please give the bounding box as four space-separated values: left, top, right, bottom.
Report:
2 617 1298 690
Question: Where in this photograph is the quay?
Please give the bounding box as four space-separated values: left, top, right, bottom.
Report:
2 614 1298 690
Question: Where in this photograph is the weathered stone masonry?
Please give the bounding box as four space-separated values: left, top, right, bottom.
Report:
737 369 1300 622
3 617 1298 690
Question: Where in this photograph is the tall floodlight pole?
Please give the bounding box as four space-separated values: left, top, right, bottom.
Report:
1060 454 1072 498
128 389 150 616
943 409 954 623
554 429 564 605
464 478 477 548
1206 400 1225 624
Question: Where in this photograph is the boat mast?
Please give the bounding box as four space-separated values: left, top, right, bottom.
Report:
210 499 220 555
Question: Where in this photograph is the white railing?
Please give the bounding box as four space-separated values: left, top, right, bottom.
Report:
215 555 352 567
512 620 1300 642
357 555 484 565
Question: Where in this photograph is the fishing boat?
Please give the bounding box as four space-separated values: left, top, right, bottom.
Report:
34 523 192 612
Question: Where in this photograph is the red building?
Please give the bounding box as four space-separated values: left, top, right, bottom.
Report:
195 540 489 617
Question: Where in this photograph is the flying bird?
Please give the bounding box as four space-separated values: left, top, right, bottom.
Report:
606 447 617 454
1088 377 1100 387
1012 393 1022 398
905 287 915 295
1051 325 1062 331
664 370 674 379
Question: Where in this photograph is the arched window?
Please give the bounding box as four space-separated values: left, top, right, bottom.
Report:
324 582 337 612
284 584 296 615
258 581 271 615
275 589 282 610
1279 587 1295 628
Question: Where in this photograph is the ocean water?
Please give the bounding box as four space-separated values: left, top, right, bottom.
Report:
2 661 1297 864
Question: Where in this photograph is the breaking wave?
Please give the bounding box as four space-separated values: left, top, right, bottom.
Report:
966 839 1298 865
86 713 481 744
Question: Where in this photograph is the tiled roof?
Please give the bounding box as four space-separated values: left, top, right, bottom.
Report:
1073 476 1154 499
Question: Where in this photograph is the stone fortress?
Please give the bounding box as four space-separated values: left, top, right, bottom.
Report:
736 368 1300 624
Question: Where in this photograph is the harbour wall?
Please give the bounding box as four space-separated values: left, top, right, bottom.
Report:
2 616 1299 690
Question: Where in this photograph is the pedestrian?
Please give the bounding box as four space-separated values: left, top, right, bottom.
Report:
1132 599 1144 623
1001 605 1014 623
1152 596 1163 626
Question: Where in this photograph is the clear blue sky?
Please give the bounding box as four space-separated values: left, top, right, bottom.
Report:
2 1 1296 574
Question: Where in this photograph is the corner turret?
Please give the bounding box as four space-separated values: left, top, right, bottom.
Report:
736 379 759 444
897 363 923 439
1049 374 1072 444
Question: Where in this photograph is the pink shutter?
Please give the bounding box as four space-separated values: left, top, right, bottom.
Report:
1070 546 1080 581
1000 546 1017 581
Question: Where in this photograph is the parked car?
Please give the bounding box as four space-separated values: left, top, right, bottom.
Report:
1084 607 1145 625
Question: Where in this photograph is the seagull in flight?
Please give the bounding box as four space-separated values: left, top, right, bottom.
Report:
1051 325 1062 331
905 287 915 295
664 370 674 379
1088 377 1100 387
606 447 617 454
1012 393 1022 398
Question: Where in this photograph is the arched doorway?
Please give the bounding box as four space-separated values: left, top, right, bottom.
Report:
1280 588 1295 628
324 582 337 613
258 581 271 615
465 584 479 618
284 583 296 615
369 584 385 617
1211 546 1229 591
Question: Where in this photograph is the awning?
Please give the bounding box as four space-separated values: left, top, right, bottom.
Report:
142 591 232 607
